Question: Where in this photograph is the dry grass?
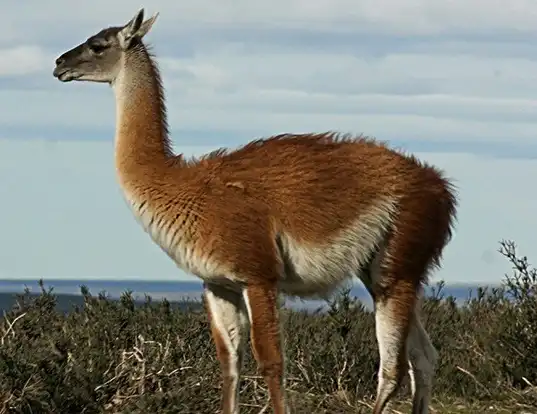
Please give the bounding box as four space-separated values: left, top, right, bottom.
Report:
0 239 535 413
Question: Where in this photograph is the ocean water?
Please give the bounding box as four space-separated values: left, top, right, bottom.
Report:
0 278 498 311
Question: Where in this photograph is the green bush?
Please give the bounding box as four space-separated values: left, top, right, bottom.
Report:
0 240 535 413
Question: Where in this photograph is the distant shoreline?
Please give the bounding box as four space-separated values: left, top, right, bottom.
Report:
0 278 502 314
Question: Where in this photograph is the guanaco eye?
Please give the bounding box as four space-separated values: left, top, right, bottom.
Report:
89 43 108 54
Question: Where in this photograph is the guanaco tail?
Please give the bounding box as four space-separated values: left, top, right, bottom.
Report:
53 9 458 414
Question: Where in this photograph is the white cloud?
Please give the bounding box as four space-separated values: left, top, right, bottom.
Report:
2 2 537 147
5 0 537 39
160 49 537 100
0 46 51 76
4 46 537 145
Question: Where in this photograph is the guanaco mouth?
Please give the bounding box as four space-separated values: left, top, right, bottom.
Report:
53 67 81 82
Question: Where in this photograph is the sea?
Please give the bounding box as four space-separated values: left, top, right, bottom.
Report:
0 279 497 312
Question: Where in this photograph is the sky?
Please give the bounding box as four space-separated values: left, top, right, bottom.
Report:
1 1 537 285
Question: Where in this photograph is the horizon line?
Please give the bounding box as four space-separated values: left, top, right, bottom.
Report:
0 278 501 287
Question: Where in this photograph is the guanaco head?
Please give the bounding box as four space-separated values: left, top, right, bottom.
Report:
53 9 158 84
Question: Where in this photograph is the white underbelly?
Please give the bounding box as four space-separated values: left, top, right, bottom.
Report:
277 235 367 298
277 199 396 298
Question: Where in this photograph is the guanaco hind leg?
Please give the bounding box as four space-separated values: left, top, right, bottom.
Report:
374 287 437 414
361 243 439 414
243 283 289 414
204 283 249 414
372 280 416 414
407 309 437 414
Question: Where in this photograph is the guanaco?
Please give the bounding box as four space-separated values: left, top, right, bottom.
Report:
53 9 458 414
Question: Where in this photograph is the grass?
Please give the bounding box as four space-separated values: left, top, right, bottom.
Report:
0 239 535 413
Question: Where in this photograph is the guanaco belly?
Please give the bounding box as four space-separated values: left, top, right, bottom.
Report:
125 192 397 296
276 199 395 297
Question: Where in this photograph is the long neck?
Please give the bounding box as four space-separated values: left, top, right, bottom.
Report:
112 44 173 178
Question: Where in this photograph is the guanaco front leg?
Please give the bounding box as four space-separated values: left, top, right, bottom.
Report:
243 283 288 414
205 283 249 414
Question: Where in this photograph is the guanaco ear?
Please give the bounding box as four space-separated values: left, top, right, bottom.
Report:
118 9 159 50
137 12 159 38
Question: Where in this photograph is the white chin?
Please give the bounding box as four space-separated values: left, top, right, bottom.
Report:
58 72 81 82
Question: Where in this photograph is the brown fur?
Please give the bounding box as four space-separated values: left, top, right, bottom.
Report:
54 13 458 413
244 284 287 414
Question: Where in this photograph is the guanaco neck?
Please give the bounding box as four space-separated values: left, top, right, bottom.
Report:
112 43 173 182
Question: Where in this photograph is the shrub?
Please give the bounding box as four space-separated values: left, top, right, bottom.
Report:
0 240 535 413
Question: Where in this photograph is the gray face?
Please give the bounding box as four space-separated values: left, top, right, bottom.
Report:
53 27 124 83
53 9 159 84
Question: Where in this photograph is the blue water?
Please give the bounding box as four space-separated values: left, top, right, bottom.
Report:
0 279 498 311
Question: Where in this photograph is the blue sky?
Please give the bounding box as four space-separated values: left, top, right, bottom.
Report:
1 0 537 284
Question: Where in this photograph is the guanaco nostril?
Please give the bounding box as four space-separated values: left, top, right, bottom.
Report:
55 56 65 66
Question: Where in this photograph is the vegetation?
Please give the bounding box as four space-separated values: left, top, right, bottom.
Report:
0 240 535 413
0 291 202 315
